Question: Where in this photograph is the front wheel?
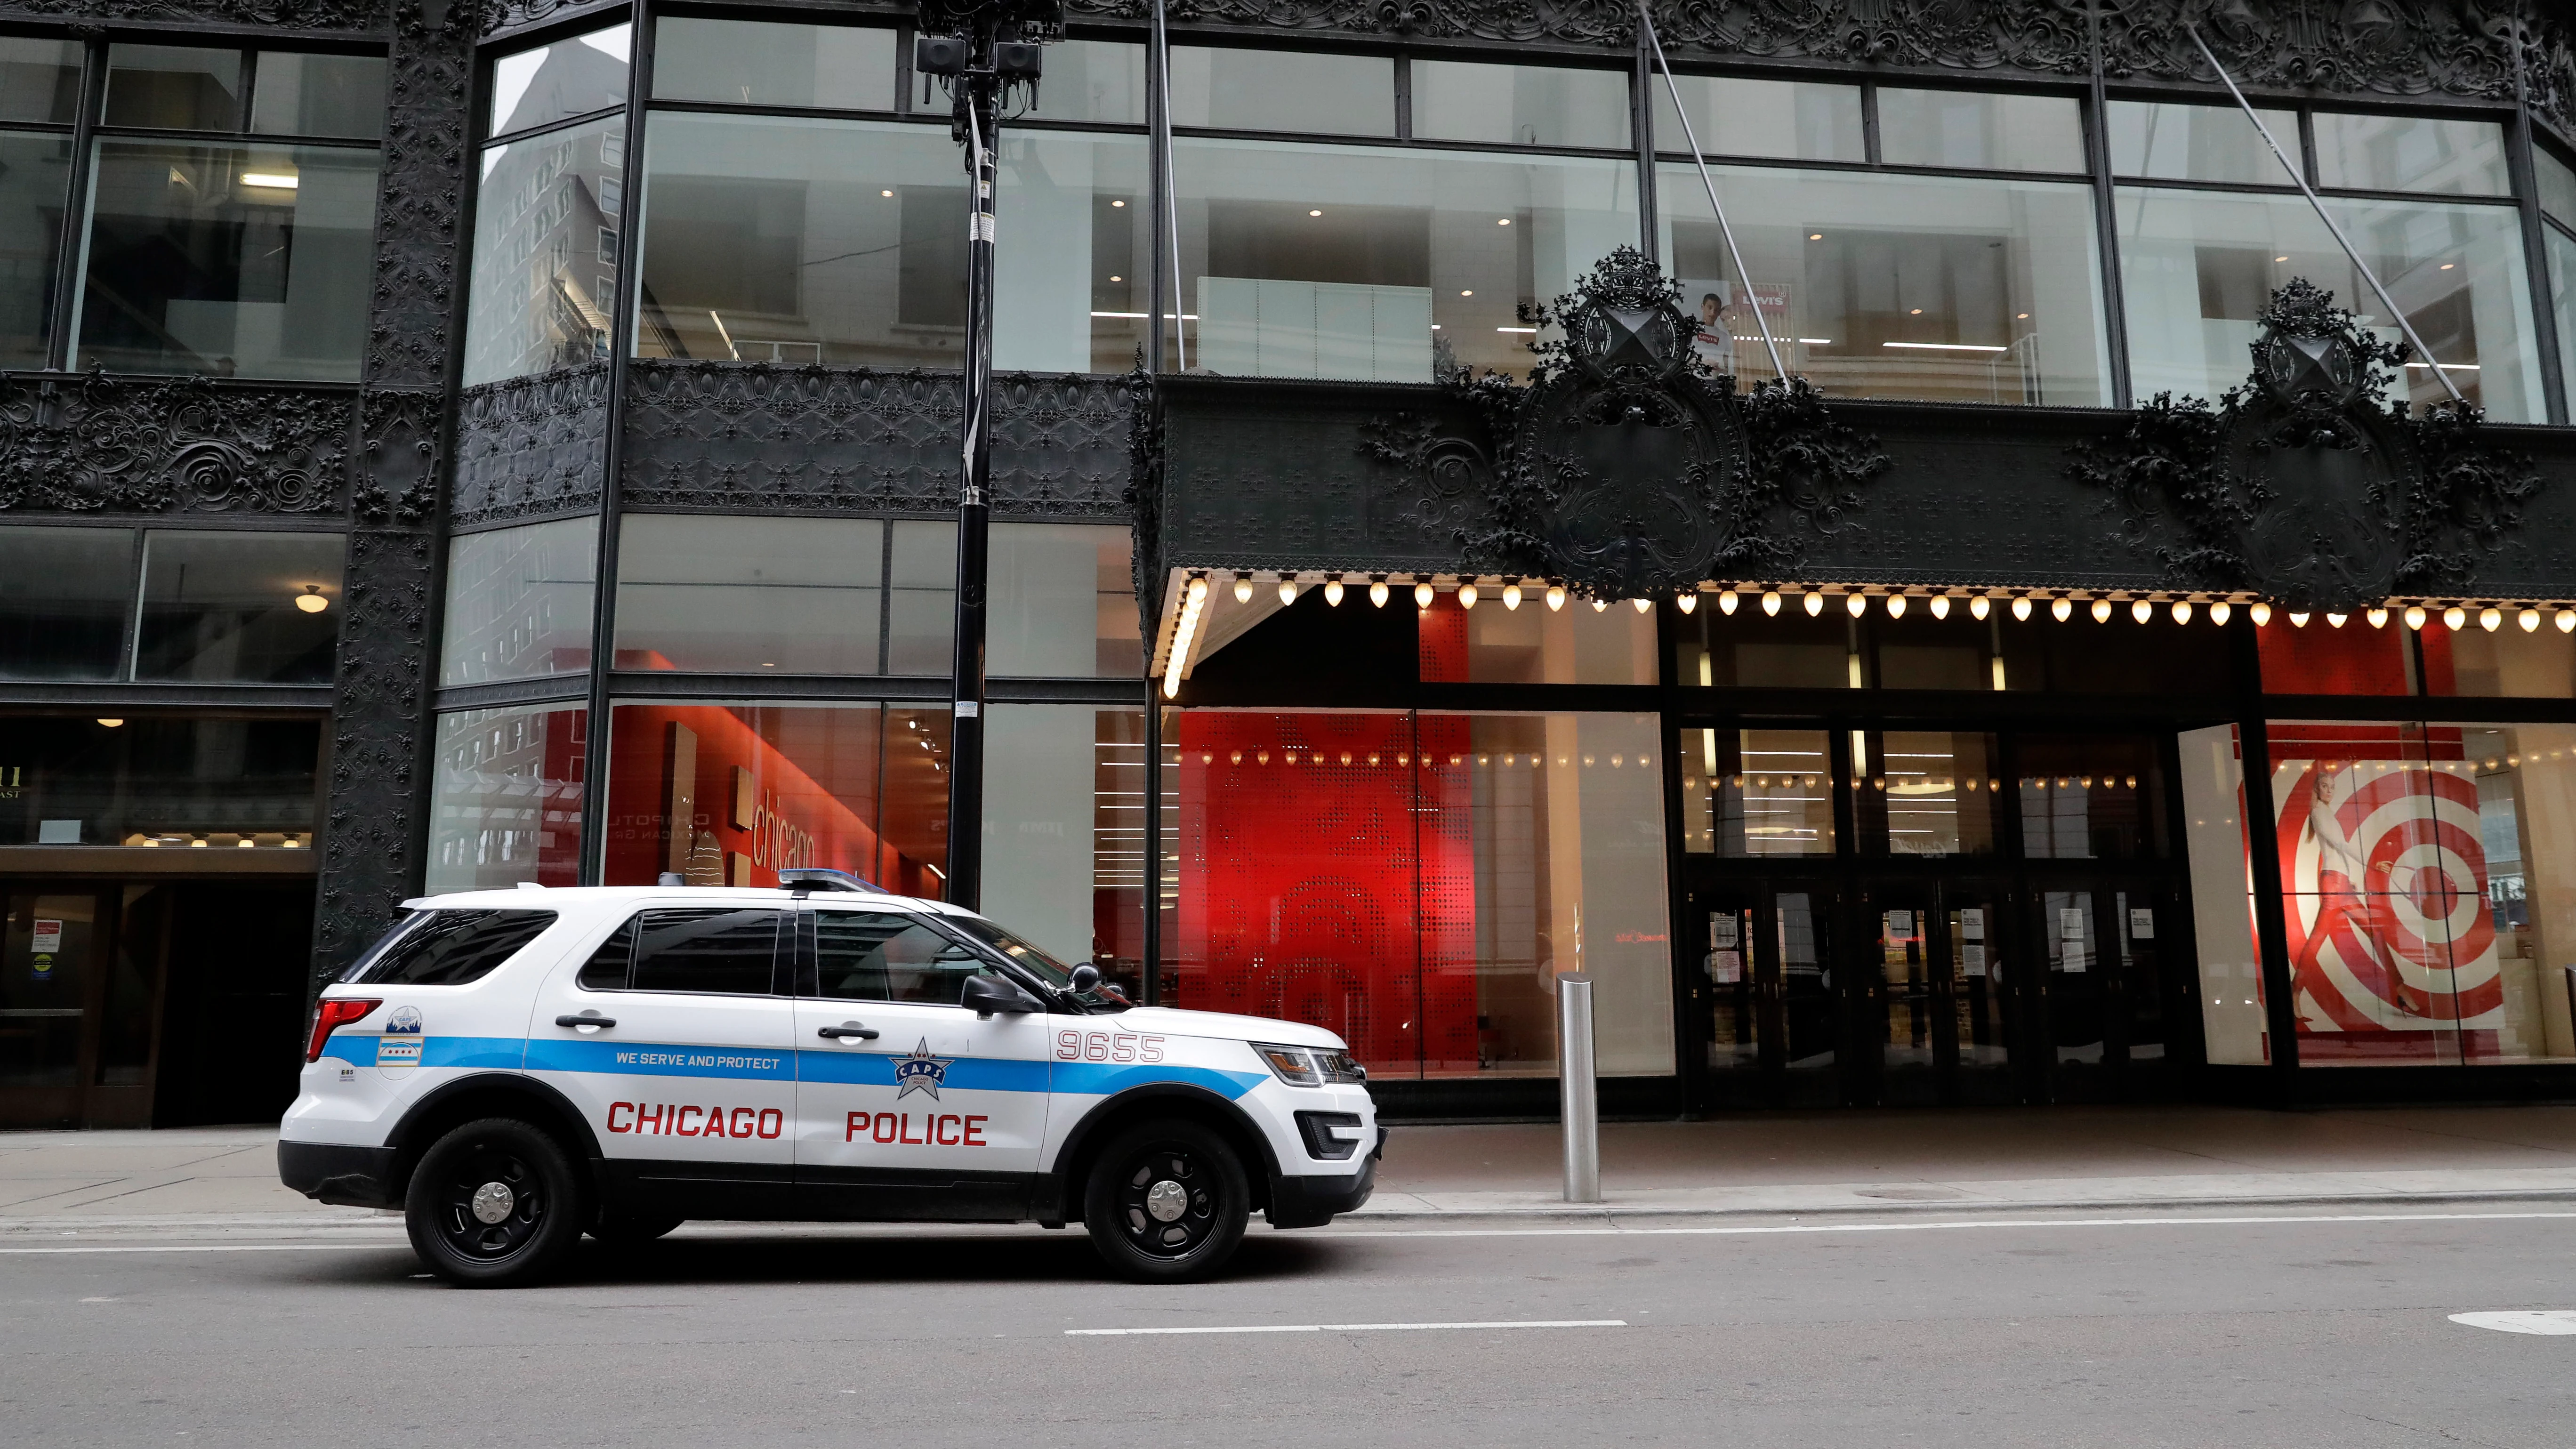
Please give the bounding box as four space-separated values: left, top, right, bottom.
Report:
1082 1119 1251 1283
405 1117 583 1287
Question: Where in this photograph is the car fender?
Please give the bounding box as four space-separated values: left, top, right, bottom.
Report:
1037 1081 1287 1223
385 1071 607 1190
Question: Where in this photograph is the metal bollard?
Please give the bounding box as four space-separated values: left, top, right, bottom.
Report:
1558 973 1599 1203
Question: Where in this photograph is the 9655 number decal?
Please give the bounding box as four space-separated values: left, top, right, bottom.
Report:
1056 1030 1165 1063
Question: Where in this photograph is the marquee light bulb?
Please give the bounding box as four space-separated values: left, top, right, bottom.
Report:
2325 612 2347 628
1591 597 1609 612
1633 597 1653 613
2288 612 2310 628
1278 578 1298 605
2559 608 2576 634
1502 582 1523 611
2520 607 2541 633
2479 605 2502 632
1370 580 1389 607
2250 602 2273 627
1719 589 1739 615
2013 595 2033 622
2129 598 2151 624
2443 605 2467 630
1324 579 1344 606
1458 582 1480 609
1885 594 1907 619
2051 596 2071 622
1846 592 1867 618
1414 581 1434 609
2211 601 2232 626
1930 595 1950 620
1970 596 1990 621
2172 600 2192 625
1233 573 1253 604
1803 592 1824 617
2093 597 2115 623
1546 584 1567 611
1762 590 1781 616
1676 590 1697 614
2366 606 2388 628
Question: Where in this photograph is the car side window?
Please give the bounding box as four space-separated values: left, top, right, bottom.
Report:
350 910 555 986
578 908 782 995
813 910 995 1006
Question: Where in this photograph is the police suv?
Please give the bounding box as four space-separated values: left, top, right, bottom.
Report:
279 870 1379 1287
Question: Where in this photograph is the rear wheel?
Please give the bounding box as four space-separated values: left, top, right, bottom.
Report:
405 1118 582 1287
1081 1119 1250 1283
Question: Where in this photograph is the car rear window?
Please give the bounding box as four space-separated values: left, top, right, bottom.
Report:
348 909 556 986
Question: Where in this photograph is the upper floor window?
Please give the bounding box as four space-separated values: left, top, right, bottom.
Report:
463 24 628 386
0 524 343 684
1650 73 1863 163
1875 88 2084 173
651 17 895 112
1167 46 1393 136
1410 59 1628 150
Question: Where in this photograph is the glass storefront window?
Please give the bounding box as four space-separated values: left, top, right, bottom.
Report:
2539 147 2576 228
248 52 388 140
490 24 628 137
0 36 82 123
1417 591 1657 684
599 702 948 897
2421 620 2576 698
1876 88 2085 173
462 115 624 386
1167 47 1392 136
439 517 597 686
1178 137 1637 382
0 527 133 681
886 520 956 676
2178 724 2266 1064
1658 164 2109 404
2452 724 2576 1064
651 18 894 112
426 705 588 894
1411 60 1628 149
0 714 321 848
104 45 243 130
1860 730 1998 856
2116 186 2543 420
1168 709 1670 1079
2546 222 2576 420
615 514 883 675
1022 40 1145 126
982 705 1148 996
989 523 1139 678
1650 74 1863 163
0 130 70 365
2105 99 2299 186
2313 110 2509 197
73 140 379 379
1681 727 1836 857
1675 603 1855 689
133 530 343 684
2015 734 2166 860
635 115 1147 373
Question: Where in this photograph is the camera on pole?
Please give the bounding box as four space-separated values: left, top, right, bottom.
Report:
912 0 1059 911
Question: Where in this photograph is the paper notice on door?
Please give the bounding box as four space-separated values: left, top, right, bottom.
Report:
1887 909 1914 935
1961 908 1984 942
2060 907 2085 938
1963 943 1988 977
2130 908 2154 940
1710 913 1739 949
1710 950 1743 983
31 920 61 955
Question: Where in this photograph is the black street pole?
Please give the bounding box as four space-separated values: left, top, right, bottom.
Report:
916 0 1056 911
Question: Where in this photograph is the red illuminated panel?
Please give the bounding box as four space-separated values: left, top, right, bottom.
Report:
2257 621 2412 696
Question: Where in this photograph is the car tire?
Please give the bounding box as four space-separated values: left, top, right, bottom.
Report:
588 1212 685 1246
405 1117 583 1288
1082 1119 1251 1284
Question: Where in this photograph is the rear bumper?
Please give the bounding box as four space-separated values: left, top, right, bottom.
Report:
278 1139 399 1209
1266 1151 1377 1229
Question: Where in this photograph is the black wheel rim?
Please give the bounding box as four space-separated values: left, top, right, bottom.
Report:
435 1139 547 1261
1116 1144 1220 1258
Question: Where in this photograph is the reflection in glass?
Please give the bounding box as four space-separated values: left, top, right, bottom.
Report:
651 18 895 111
2042 889 2106 1085
615 514 882 674
1417 590 1656 684
439 517 597 686
0 527 133 681
134 530 344 684
1659 164 2109 404
1876 89 2085 173
1178 137 1638 382
250 53 388 139
1021 40 1145 125
462 116 623 385
1699 900 1757 1073
2423 618 2576 699
2312 111 2509 197
103 45 242 130
2016 734 2165 860
1876 901 1936 1099
982 705 1149 997
1674 603 1853 689
0 37 83 124
1682 727 1835 856
1775 889 1836 1101
427 706 588 894
1651 74 1862 163
2178 723 2266 1065
2539 148 2576 229
490 24 628 137
2116 185 2543 420
1412 60 1628 149
2448 724 2576 1064
886 520 956 675
0 714 321 847
1167 47 1392 135
1861 730 1997 856
2105 99 2300 186
635 115 1148 372
2548 223 2576 421
0 891 93 1087
989 523 1140 678
75 141 380 379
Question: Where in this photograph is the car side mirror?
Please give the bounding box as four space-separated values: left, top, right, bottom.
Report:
1068 962 1100 993
962 973 1040 1018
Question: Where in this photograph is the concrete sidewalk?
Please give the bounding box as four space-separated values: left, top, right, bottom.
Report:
6 1104 2576 1236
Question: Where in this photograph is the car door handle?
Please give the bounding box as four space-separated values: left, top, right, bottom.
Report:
555 1012 615 1030
818 1023 880 1040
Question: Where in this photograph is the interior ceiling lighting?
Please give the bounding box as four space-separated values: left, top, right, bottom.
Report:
1415 581 1435 609
1546 583 1567 611
2406 604 2427 629
242 171 299 189
2211 601 2232 626
1324 578 1344 606
2480 605 2503 632
1308 209 1322 216
294 584 329 613
1162 576 1208 699
1459 581 1480 609
96 717 123 728
1278 576 1299 606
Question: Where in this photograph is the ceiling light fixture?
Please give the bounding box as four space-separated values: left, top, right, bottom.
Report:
294 584 329 613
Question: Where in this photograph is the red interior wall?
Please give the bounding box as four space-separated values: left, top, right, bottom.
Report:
604 705 926 892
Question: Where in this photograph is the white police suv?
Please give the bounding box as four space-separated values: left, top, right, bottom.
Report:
279 869 1379 1287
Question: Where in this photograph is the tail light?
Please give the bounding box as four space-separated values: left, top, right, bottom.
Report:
306 998 382 1062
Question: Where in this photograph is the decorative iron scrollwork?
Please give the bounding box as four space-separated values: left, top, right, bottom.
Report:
2070 278 2539 613
0 371 352 515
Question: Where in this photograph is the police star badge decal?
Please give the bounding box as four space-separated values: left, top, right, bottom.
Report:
892 1038 953 1100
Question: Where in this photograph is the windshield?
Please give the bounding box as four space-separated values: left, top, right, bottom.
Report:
941 914 1130 1011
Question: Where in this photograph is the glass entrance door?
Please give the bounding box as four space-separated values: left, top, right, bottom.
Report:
1939 884 2026 1104
1860 884 1940 1105
1 888 110 1128
1682 875 1843 1109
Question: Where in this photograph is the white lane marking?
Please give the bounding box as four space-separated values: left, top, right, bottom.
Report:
2451 1311 2576 1335
0 1242 402 1255
1325 1210 2576 1240
1069 1319 1625 1336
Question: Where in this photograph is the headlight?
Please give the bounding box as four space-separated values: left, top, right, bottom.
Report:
1253 1042 1366 1087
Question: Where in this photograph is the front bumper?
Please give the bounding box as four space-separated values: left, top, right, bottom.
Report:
278 1139 400 1209
1265 1129 1382 1229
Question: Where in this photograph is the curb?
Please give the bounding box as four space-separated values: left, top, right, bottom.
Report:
1338 1186 2576 1226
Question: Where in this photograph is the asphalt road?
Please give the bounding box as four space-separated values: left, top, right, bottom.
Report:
5 1206 2575 1448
